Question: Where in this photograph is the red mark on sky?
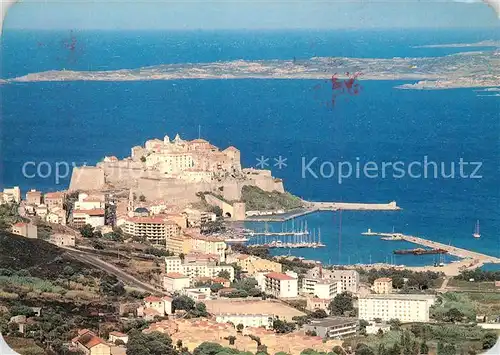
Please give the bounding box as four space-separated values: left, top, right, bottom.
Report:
313 72 362 108
60 30 84 64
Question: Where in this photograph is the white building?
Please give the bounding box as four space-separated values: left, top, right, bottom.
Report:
46 207 67 225
108 331 128 344
358 294 436 323
49 234 76 247
302 278 342 300
163 272 191 292
263 272 298 298
215 313 274 329
74 193 105 210
303 317 358 339
2 186 21 204
182 287 211 301
140 296 173 317
72 209 105 228
164 256 235 281
306 267 359 293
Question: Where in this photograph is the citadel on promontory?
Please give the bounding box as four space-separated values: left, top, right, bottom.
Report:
69 134 285 220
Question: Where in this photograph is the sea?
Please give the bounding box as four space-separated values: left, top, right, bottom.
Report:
1 28 499 268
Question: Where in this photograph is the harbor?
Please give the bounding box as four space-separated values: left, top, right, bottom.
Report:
247 228 325 249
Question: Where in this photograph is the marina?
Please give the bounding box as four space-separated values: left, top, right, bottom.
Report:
247 228 325 249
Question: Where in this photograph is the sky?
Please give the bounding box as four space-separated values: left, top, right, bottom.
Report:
2 0 499 30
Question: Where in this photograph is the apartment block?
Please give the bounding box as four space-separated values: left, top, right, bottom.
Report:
2 186 21 204
263 272 298 298
26 189 42 205
306 267 359 293
358 294 436 323
304 317 358 339
302 277 342 300
164 256 235 281
44 192 65 211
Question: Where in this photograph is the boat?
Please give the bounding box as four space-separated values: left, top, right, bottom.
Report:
381 236 403 241
393 248 448 255
473 220 481 239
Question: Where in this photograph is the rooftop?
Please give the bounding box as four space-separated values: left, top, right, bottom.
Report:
165 272 188 279
360 294 436 301
307 317 358 328
375 277 393 283
265 272 296 281
73 209 105 216
144 296 162 302
45 192 65 199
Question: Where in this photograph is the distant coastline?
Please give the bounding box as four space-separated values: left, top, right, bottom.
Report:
3 49 499 90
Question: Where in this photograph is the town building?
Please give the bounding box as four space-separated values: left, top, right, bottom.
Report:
164 256 235 281
49 234 76 247
182 287 211 301
2 186 21 204
25 189 42 205
44 192 65 211
358 294 436 323
166 234 185 255
263 272 298 298
373 277 393 294
120 215 181 245
11 222 38 239
214 313 274 329
163 272 191 292
46 207 67 225
72 209 105 228
72 329 111 355
306 297 330 312
302 278 341 300
74 193 105 210
226 253 282 275
35 204 48 218
303 317 358 339
108 331 128 344
184 231 226 262
306 267 359 293
140 296 173 317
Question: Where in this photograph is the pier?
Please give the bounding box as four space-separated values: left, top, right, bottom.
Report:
361 230 500 264
244 201 400 222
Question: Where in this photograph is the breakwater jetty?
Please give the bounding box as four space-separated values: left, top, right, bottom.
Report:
362 230 500 264
245 201 400 222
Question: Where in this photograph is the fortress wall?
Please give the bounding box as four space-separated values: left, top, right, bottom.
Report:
220 181 242 201
205 194 234 218
69 167 105 192
137 178 211 205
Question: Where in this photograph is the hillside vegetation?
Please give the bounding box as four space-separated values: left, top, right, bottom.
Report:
241 186 303 211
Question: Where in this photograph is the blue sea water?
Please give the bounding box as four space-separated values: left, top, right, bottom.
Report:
1 28 499 266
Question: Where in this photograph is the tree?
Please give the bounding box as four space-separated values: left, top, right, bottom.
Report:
100 275 125 296
226 335 237 345
272 319 295 334
388 318 401 331
140 156 146 163
176 340 183 349
80 224 94 238
218 270 231 280
191 302 208 318
126 330 175 355
420 342 429 354
139 195 146 202
444 308 464 323
311 309 328 319
193 342 224 355
236 323 244 332
115 339 126 346
328 292 354 316
355 343 374 355
332 346 346 355
482 332 498 350
359 319 369 336
172 295 195 312
210 283 224 293
305 330 317 336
